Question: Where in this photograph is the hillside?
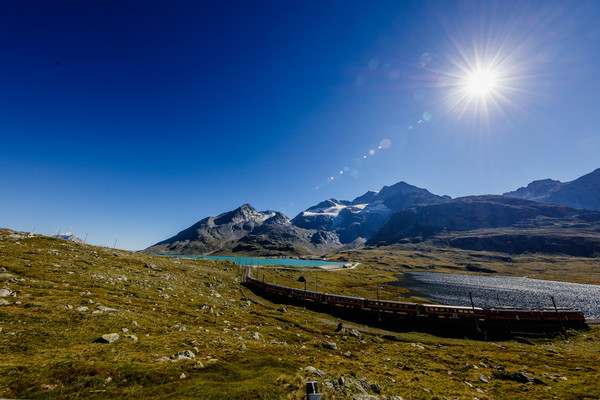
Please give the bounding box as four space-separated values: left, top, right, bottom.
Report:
368 196 600 257
2 228 600 399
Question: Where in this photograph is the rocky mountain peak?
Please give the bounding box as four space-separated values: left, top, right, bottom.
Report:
504 167 600 211
214 204 263 225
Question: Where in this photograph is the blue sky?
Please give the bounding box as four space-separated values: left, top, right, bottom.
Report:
2 1 599 250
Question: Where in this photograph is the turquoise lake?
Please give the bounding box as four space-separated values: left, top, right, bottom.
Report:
160 255 346 267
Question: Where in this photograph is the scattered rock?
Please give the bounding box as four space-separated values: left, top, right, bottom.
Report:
411 343 425 350
479 375 490 383
388 396 404 400
355 378 371 394
239 343 246 351
97 306 116 312
0 299 9 305
132 321 139 327
179 373 186 379
122 328 129 333
277 306 287 313
370 382 381 394
351 395 379 400
94 333 120 343
324 341 338 350
338 376 345 386
0 287 12 297
124 334 138 342
0 267 6 273
349 329 361 339
170 350 195 361
493 371 530 384
305 366 325 377
252 332 261 340
531 377 549 386
75 306 89 312
64 305 73 309
335 322 345 332
193 361 205 369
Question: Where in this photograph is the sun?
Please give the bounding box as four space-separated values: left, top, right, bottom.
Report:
463 68 498 97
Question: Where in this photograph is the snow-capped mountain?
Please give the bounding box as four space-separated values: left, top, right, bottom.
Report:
292 182 450 243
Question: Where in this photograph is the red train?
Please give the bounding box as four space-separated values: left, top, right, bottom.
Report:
244 270 586 326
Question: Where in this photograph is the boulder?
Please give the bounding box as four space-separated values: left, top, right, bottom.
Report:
170 350 195 361
94 333 120 343
305 366 325 377
324 341 338 350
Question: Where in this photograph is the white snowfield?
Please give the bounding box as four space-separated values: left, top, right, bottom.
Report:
363 201 391 214
300 199 390 219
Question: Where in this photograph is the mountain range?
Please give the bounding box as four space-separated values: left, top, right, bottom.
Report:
144 168 600 257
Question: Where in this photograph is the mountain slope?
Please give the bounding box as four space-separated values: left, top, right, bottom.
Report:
504 168 600 211
292 181 450 243
144 204 340 256
368 195 600 257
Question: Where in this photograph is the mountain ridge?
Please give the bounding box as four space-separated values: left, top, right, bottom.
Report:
146 168 600 257
503 168 600 211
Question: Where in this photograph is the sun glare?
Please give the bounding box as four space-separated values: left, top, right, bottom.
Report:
465 69 497 96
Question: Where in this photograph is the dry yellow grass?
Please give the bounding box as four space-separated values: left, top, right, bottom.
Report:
1 228 599 399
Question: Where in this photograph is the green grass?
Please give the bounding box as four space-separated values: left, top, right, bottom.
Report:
1 228 599 399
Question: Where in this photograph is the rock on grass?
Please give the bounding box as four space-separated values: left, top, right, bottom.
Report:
94 333 120 343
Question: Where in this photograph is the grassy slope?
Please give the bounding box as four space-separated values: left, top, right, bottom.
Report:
1 228 599 399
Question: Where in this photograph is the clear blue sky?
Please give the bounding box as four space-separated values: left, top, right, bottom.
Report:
2 1 599 250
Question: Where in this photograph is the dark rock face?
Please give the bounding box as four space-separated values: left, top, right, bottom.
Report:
504 168 600 211
144 204 340 256
448 234 600 257
292 182 450 244
368 195 600 257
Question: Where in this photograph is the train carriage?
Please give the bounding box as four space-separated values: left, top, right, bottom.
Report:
422 304 485 319
289 287 323 302
323 293 365 309
364 299 421 315
537 307 585 321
